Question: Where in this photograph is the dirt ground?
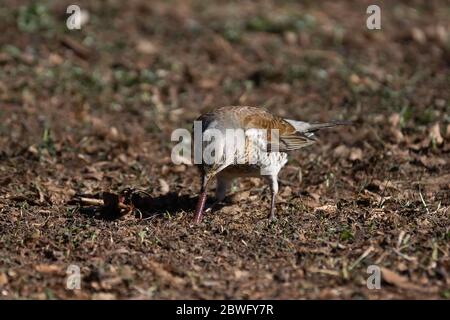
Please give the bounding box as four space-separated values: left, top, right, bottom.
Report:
0 0 449 299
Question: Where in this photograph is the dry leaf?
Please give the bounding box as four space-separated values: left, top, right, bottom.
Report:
229 191 250 204
349 74 361 84
333 145 350 158
172 165 187 173
221 204 241 215
146 260 185 286
0 273 8 286
284 31 297 45
136 40 157 55
280 186 292 198
389 128 404 143
411 28 426 44
234 269 249 279
418 155 446 168
314 204 337 215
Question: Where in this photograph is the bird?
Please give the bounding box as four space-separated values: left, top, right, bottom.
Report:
193 106 348 224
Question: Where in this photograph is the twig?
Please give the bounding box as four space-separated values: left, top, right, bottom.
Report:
397 230 406 249
393 248 417 262
60 35 91 60
79 197 129 210
349 246 374 271
308 268 340 277
79 197 104 206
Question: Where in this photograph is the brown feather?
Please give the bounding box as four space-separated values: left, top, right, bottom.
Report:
199 106 316 152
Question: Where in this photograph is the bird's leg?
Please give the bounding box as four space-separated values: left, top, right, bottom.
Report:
268 175 279 220
194 190 207 224
194 174 209 224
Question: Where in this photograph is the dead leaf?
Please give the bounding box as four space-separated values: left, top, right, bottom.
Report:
308 192 320 202
229 191 250 204
172 165 187 173
158 178 170 194
234 269 249 279
198 78 219 89
349 148 363 161
146 260 185 287
314 204 337 215
280 186 292 198
0 273 8 286
446 124 450 139
418 155 446 169
349 74 361 85
411 28 426 44
373 179 399 191
28 145 39 156
284 31 297 45
389 127 404 143
333 145 350 158
48 53 63 65
380 267 436 293
221 204 241 215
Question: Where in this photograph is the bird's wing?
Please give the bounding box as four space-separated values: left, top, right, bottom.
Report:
274 133 316 151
